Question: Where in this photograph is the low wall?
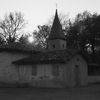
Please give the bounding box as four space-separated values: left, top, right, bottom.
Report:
88 76 100 83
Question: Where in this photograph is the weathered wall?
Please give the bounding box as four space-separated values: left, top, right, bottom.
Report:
0 52 28 83
88 76 100 83
17 55 88 88
0 51 90 88
74 55 88 86
48 39 66 51
17 64 53 84
36 64 53 79
18 65 32 83
64 55 88 87
18 64 67 88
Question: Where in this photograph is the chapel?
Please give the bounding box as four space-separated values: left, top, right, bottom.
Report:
12 9 88 88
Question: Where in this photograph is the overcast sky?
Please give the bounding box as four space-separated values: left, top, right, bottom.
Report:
0 0 100 32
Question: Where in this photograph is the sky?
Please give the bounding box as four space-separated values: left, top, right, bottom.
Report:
0 0 100 32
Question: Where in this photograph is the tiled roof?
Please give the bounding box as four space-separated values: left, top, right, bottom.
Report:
48 9 66 40
12 49 78 65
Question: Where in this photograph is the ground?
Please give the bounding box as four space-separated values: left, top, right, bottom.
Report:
0 84 100 100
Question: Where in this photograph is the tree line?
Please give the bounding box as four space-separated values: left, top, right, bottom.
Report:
0 11 100 56
33 11 100 55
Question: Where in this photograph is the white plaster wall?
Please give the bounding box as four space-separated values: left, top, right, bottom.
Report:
0 52 28 83
64 55 88 87
58 64 65 80
64 61 74 87
32 64 53 79
29 64 67 87
48 39 66 51
16 55 88 88
17 64 54 85
74 55 88 86
88 76 100 83
19 59 88 88
18 65 32 83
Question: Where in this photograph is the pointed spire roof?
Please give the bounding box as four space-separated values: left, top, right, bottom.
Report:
48 9 66 40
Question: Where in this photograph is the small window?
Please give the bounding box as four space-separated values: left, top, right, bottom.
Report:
62 44 64 48
32 66 37 76
53 44 55 48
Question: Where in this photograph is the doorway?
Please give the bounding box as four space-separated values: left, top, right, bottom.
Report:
74 65 81 86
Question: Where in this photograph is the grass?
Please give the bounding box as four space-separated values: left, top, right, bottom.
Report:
0 84 100 100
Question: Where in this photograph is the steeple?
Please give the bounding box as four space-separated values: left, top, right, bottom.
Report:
48 9 65 40
47 9 66 51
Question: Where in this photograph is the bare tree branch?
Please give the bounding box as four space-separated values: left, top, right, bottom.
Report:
0 12 26 44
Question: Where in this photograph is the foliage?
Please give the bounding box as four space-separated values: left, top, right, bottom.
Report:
33 25 51 48
18 34 29 45
0 12 26 44
67 11 100 54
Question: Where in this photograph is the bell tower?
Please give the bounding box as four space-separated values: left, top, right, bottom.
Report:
47 9 66 51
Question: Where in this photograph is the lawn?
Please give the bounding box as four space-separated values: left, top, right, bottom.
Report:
0 84 100 100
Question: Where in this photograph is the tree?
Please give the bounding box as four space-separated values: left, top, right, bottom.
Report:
67 10 100 54
0 12 26 44
19 34 29 45
67 11 92 49
82 13 100 53
33 25 51 48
